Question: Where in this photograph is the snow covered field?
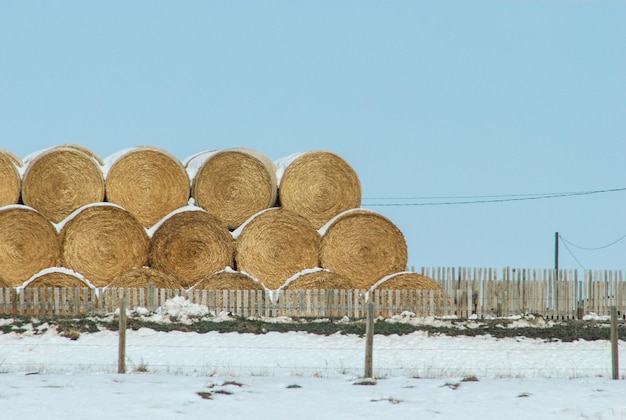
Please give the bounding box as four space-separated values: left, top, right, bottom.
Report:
1 299 626 419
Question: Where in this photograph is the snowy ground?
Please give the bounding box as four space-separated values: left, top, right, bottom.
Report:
1 299 626 419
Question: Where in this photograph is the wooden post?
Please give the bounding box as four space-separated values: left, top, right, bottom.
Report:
611 306 619 380
118 297 127 374
147 283 155 312
364 301 375 378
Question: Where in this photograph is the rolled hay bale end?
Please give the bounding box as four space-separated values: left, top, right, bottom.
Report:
0 150 23 207
188 268 268 312
59 203 150 287
368 272 445 316
21 146 105 223
235 208 321 290
107 267 182 290
190 268 266 291
18 268 98 314
149 208 235 288
277 268 355 316
280 268 354 290
185 148 278 230
0 205 61 287
320 209 408 290
105 147 190 227
370 272 442 291
277 151 361 229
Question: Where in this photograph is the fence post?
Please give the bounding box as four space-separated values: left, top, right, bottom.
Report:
611 306 619 380
147 283 155 312
118 297 128 374
364 300 375 378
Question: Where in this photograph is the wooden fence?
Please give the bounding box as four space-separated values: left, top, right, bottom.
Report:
1 267 625 319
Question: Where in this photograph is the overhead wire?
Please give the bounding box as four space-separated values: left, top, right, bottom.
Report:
362 187 626 206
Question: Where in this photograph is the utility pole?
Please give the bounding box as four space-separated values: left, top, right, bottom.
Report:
554 232 559 279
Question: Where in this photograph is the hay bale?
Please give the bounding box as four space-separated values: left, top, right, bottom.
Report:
319 209 408 289
0 274 11 289
185 148 277 230
21 268 97 290
190 268 265 291
276 151 361 229
149 208 235 288
234 208 321 290
0 150 22 207
0 206 61 287
105 147 190 227
370 272 442 291
0 149 23 169
107 267 181 289
21 146 105 223
56 144 104 165
281 268 353 290
59 203 150 287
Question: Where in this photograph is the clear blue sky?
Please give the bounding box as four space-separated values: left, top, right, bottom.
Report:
2 1 625 271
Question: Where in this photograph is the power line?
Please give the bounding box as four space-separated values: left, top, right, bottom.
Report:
559 234 626 251
362 187 626 206
559 239 586 270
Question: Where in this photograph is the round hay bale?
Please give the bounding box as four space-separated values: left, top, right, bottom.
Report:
59 204 150 287
320 209 408 289
105 147 190 227
0 149 23 169
19 268 98 314
21 146 105 223
281 268 353 290
107 267 181 290
0 274 11 289
149 208 235 288
234 208 321 290
0 206 61 287
0 150 22 207
56 144 104 165
21 268 97 289
277 151 361 229
370 272 442 291
190 269 265 291
186 148 277 230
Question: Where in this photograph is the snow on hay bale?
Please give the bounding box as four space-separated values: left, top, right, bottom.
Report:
21 145 105 223
0 206 61 287
280 268 353 290
319 208 408 290
276 151 361 229
185 148 278 230
106 267 181 290
234 208 321 290
0 149 22 207
104 147 190 228
21 267 97 290
148 207 235 288
59 203 150 287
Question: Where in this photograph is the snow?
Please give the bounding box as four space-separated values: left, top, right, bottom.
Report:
1 299 626 419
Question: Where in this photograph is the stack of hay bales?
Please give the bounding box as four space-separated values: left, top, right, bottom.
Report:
0 145 436 294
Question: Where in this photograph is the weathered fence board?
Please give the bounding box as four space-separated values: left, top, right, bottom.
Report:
1 267 625 318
